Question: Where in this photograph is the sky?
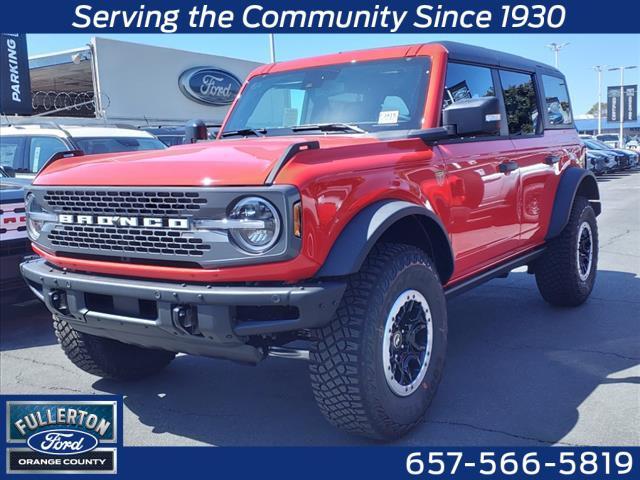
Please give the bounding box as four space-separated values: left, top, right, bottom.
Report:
27 33 640 116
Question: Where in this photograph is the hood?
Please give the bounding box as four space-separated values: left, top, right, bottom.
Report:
33 135 379 187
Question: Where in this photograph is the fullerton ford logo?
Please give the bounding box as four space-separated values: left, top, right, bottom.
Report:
6 399 118 474
178 67 242 106
27 429 99 456
59 214 189 230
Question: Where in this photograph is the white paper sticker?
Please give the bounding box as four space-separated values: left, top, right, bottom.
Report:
378 110 399 125
283 108 299 126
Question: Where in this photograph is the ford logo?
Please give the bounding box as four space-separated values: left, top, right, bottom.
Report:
27 429 99 456
179 67 242 106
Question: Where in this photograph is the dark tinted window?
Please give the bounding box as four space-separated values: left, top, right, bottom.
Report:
499 70 539 136
443 63 495 108
542 75 573 126
74 137 166 155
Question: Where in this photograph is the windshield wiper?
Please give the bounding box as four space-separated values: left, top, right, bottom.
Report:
291 123 367 134
220 128 267 138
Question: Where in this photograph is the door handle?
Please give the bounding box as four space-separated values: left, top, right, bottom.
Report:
545 155 561 165
499 160 519 173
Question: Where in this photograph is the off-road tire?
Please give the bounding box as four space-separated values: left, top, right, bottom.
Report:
535 196 598 306
53 315 176 380
309 243 447 440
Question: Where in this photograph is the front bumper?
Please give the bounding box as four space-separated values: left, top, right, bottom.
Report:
21 258 345 364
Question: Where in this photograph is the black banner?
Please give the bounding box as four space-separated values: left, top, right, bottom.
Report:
607 85 637 123
0 33 31 115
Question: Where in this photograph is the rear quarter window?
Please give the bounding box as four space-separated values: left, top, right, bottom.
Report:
542 75 573 127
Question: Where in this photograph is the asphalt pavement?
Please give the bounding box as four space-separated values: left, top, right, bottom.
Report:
1 170 639 446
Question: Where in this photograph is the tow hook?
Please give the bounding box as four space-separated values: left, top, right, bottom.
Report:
48 289 69 315
172 305 199 335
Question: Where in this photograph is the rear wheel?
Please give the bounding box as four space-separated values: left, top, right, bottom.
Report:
535 196 598 306
309 243 447 439
54 316 176 380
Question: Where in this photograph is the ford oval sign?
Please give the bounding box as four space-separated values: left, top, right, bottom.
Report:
179 67 241 106
27 429 99 456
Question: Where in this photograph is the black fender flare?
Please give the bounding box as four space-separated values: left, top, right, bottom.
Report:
315 200 454 283
545 167 601 240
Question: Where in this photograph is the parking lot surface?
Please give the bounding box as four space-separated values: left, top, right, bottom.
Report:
1 170 639 446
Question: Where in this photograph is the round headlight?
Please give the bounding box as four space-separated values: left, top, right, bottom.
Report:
228 197 281 253
25 194 45 241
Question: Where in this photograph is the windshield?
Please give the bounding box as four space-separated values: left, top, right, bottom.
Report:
74 137 167 155
223 57 431 136
584 139 614 150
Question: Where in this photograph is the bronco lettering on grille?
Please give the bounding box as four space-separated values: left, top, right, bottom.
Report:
58 214 189 230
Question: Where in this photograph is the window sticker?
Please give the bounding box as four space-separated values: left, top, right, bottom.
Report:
283 108 299 126
33 146 41 166
378 110 399 124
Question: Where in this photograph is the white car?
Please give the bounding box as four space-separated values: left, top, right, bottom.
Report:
595 133 622 148
0 122 167 178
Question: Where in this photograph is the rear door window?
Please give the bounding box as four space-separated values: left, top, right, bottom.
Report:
542 75 573 126
28 136 68 172
0 136 26 171
499 70 539 136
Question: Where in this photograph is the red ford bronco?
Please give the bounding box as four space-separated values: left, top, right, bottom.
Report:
21 42 600 439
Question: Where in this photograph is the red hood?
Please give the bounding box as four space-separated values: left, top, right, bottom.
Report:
33 136 380 187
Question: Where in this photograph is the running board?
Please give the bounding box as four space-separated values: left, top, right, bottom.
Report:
444 247 546 299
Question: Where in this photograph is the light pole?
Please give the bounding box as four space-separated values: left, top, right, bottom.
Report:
608 65 638 147
268 33 276 63
593 65 607 135
546 42 569 68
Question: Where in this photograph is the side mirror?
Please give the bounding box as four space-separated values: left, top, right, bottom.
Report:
443 96 501 137
184 119 208 144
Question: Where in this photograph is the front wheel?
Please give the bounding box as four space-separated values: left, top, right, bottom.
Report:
309 243 447 440
535 196 598 306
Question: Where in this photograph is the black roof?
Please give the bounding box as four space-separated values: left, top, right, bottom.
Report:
436 41 563 77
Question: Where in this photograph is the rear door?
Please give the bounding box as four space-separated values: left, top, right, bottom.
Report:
498 70 577 247
439 63 521 279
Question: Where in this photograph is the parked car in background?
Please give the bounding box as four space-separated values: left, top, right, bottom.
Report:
0 122 167 178
140 126 187 146
581 137 637 170
625 139 639 151
141 125 220 147
595 133 622 148
586 149 616 175
0 167 32 304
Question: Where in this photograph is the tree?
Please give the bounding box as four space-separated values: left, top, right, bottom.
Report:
587 102 607 117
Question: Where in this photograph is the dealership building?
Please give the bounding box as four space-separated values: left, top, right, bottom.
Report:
25 37 262 125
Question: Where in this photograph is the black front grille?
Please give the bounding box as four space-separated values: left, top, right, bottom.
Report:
44 190 207 216
49 225 212 257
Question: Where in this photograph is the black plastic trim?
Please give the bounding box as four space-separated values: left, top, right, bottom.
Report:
315 200 454 283
264 141 320 185
546 167 601 240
